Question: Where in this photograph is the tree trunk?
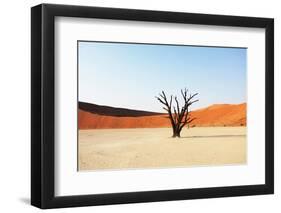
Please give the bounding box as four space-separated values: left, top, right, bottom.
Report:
172 126 181 138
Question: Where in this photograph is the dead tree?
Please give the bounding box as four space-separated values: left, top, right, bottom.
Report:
156 88 198 138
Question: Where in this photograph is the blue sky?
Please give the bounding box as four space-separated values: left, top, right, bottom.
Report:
78 41 247 112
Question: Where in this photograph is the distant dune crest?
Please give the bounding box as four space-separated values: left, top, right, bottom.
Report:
78 102 246 129
79 102 163 117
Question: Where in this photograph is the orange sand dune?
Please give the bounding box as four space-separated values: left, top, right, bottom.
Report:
191 103 246 127
78 102 246 129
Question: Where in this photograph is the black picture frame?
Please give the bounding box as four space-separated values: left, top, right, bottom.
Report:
31 3 274 209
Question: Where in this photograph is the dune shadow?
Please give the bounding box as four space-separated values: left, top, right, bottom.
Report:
79 101 165 117
181 134 246 139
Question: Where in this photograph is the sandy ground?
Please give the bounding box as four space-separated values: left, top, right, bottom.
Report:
78 127 246 171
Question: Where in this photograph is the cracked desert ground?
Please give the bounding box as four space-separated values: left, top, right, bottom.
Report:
78 127 246 171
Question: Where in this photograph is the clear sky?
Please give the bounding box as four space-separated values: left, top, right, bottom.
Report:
78 41 246 112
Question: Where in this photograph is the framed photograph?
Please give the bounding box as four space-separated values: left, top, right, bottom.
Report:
31 4 274 209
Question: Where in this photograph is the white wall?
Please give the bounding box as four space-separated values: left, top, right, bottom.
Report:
0 0 279 212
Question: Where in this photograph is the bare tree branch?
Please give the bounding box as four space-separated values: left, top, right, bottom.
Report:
156 88 199 137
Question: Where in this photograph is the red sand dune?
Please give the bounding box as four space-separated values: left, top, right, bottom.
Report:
190 103 246 127
78 102 246 129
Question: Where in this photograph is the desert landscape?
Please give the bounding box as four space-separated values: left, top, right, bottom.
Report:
78 101 247 171
78 41 247 171
78 101 246 129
